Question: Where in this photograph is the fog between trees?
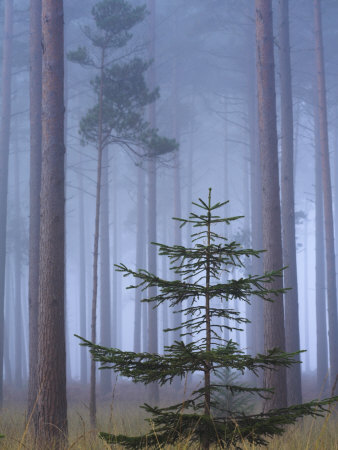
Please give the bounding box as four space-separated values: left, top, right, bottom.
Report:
0 0 337 446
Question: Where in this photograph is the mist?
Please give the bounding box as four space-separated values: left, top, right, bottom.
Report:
0 0 337 448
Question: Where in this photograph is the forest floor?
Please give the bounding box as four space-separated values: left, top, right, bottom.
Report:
0 371 337 449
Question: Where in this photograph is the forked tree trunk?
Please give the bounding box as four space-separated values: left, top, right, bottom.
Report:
255 0 287 410
314 0 338 394
278 0 302 404
28 0 42 426
37 0 67 445
0 0 13 409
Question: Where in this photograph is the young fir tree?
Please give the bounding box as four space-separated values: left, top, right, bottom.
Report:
78 190 337 449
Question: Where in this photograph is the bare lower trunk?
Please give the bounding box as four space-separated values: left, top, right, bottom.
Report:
28 0 42 425
78 158 87 385
134 165 146 353
14 140 23 389
314 0 338 394
37 0 67 445
0 0 13 409
89 48 105 428
247 32 264 357
147 0 159 404
255 0 287 410
171 21 182 346
314 82 328 392
278 0 302 405
100 146 111 394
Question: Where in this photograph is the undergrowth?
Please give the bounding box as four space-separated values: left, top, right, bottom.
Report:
0 396 336 449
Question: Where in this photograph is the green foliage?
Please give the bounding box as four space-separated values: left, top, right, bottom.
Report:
211 368 255 417
68 0 176 157
77 189 338 448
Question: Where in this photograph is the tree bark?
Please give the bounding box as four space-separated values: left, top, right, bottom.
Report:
28 0 42 425
247 29 264 358
37 0 67 445
89 48 105 428
0 0 13 409
255 0 287 410
78 157 87 385
100 145 111 394
314 0 338 394
14 139 23 389
172 52 182 344
147 0 159 404
278 0 302 405
314 80 329 392
134 164 146 353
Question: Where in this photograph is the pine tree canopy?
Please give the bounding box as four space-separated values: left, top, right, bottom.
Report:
68 0 177 158
77 189 337 448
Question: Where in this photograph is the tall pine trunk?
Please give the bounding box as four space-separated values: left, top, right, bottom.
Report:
255 0 287 410
314 0 338 393
37 0 67 444
147 0 159 403
0 0 13 408
28 0 42 424
278 0 302 404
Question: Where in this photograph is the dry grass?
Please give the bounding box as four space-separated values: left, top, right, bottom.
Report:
0 381 337 449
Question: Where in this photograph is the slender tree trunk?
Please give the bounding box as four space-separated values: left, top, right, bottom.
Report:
247 28 264 357
14 140 23 389
203 202 212 450
314 89 328 392
303 206 310 371
185 119 194 345
314 0 338 393
112 157 118 348
90 49 105 428
255 0 287 410
222 99 230 343
161 213 169 350
28 0 42 425
4 264 12 385
147 0 159 403
78 157 87 385
278 0 302 405
172 53 182 344
134 164 146 353
37 0 67 445
100 146 111 394
0 0 13 408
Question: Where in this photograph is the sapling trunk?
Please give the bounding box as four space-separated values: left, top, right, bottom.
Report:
90 48 105 428
203 201 212 450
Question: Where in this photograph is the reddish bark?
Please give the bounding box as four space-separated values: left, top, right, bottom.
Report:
255 0 287 409
37 0 67 445
314 0 338 394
